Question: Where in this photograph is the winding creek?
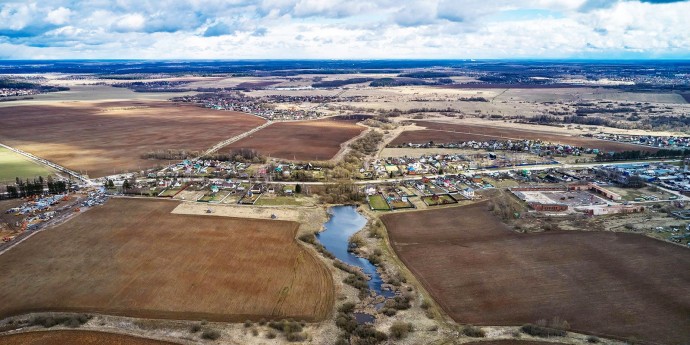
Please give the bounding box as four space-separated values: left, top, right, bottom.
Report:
316 205 395 298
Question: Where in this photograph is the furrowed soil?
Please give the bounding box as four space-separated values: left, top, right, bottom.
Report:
0 198 333 322
0 330 178 345
0 101 266 177
391 121 659 153
381 203 690 345
227 118 365 161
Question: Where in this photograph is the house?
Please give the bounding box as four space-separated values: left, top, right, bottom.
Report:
462 187 475 199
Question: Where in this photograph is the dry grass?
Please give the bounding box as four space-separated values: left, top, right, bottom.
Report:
0 198 333 322
382 202 690 345
0 101 266 177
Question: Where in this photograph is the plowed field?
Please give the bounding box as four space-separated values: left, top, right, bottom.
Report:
382 203 690 344
0 330 178 345
0 198 333 322
0 102 265 177
227 118 364 161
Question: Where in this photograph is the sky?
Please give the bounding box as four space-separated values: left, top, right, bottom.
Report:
0 0 688 60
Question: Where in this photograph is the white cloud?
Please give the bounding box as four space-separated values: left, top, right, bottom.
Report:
46 7 72 25
114 13 147 32
0 0 686 59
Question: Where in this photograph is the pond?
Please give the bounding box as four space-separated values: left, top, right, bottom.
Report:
316 205 395 298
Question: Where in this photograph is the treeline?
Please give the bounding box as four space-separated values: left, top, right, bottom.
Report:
459 96 489 102
595 149 690 162
349 130 384 155
4 176 68 199
141 149 200 160
0 78 69 93
312 78 374 88
207 148 264 163
369 78 452 87
398 71 453 78
529 114 619 128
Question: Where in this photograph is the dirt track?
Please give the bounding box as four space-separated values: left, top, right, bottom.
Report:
227 118 365 161
382 203 690 345
0 101 266 177
0 198 333 322
0 330 179 345
391 121 659 153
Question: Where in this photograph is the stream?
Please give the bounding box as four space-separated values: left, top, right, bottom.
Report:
316 205 395 298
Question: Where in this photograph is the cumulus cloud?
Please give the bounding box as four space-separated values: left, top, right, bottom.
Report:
0 0 686 59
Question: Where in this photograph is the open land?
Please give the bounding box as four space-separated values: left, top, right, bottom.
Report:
381 203 690 345
0 147 55 184
0 330 178 345
227 118 365 161
0 101 266 177
391 120 660 152
0 198 333 322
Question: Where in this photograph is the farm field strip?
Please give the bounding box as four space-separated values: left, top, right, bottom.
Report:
0 146 55 184
391 121 659 153
0 198 333 322
0 101 266 177
0 330 179 345
227 118 365 161
381 203 690 345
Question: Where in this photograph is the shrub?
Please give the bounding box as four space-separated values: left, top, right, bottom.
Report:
251 328 259 336
462 325 485 338
353 324 388 343
286 332 307 342
335 313 358 333
266 330 277 339
258 318 267 326
244 320 252 328
338 302 356 314
190 324 201 333
30 314 92 329
420 299 431 310
201 329 221 340
587 335 600 343
382 308 397 316
383 296 411 310
520 324 567 337
390 322 413 339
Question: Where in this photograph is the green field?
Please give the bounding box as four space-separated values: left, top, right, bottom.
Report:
368 194 391 210
0 147 54 183
421 194 457 206
255 196 303 206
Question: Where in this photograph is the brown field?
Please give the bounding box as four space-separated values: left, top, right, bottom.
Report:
0 101 266 177
381 203 690 345
0 198 333 322
0 330 178 345
464 342 561 345
391 121 659 153
227 118 365 161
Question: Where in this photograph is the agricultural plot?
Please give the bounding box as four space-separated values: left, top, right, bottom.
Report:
0 330 177 345
0 101 266 177
382 203 690 345
255 196 303 206
227 118 365 161
0 199 333 322
420 194 457 206
368 194 391 210
391 121 659 153
0 147 54 185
